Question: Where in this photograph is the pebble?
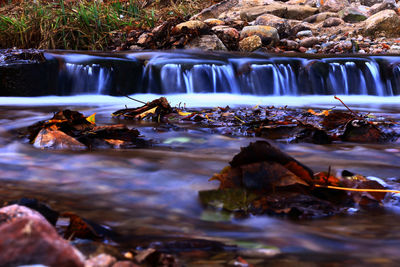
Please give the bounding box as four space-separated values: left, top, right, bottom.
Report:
299 37 320 47
296 30 313 38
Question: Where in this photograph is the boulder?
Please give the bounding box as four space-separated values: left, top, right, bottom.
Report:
239 35 263 51
184 34 228 51
285 4 318 20
339 7 368 22
172 20 209 34
364 9 400 37
323 17 344 27
0 205 84 267
239 2 288 21
303 12 338 23
191 0 239 21
240 25 280 45
255 14 291 38
212 26 240 50
319 0 350 12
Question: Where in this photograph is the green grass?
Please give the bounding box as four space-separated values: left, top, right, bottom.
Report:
0 0 216 50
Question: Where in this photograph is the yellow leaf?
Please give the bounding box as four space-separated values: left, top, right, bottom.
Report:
86 113 96 124
138 107 157 119
177 110 192 116
308 109 330 116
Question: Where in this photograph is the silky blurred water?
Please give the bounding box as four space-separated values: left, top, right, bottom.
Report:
0 94 399 265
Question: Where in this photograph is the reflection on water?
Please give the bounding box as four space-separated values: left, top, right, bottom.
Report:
0 95 400 264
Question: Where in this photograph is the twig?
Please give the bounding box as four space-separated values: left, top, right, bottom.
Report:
334 96 363 119
123 94 147 105
314 184 400 194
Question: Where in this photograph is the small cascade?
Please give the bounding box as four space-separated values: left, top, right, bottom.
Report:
3 50 400 96
61 63 113 94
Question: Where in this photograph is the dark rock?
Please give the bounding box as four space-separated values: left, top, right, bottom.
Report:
361 0 381 6
323 17 344 27
212 26 240 50
8 198 59 226
280 39 300 50
0 205 84 267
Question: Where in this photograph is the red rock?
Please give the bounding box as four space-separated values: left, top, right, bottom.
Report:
0 205 84 267
298 46 307 53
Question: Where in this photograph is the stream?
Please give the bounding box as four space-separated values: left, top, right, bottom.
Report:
0 94 399 265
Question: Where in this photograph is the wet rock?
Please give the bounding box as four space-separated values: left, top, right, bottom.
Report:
239 2 287 22
319 0 350 12
280 39 300 50
172 20 209 34
299 37 320 47
204 18 225 27
285 4 318 20
212 26 240 50
303 12 338 23
255 14 291 38
239 35 262 52
240 25 279 45
0 205 84 267
33 128 86 150
369 0 398 15
339 7 368 22
85 253 117 267
364 10 400 37
342 120 387 143
323 17 344 27
296 30 313 38
184 34 228 51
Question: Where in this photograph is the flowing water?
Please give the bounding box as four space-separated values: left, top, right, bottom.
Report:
2 50 400 265
0 94 399 265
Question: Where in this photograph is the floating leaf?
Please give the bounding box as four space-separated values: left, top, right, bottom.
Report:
86 112 96 124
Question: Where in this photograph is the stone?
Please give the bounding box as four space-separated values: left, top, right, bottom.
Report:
85 254 117 267
369 0 398 16
364 10 400 37
361 0 381 7
184 34 228 51
285 4 318 20
240 25 280 45
338 7 368 22
255 14 291 38
299 37 320 47
290 22 312 36
296 30 313 38
239 2 288 22
191 0 239 21
323 17 344 27
33 128 86 150
280 39 300 50
112 262 140 267
319 0 350 12
239 35 263 51
212 26 240 50
173 20 209 34
0 205 84 267
303 12 338 23
204 18 225 27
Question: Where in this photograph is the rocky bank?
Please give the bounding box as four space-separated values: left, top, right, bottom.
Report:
111 0 400 54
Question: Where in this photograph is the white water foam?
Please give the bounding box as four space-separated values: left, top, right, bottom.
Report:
0 94 399 112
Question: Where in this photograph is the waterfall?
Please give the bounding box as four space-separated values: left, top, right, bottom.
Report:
3 51 400 96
